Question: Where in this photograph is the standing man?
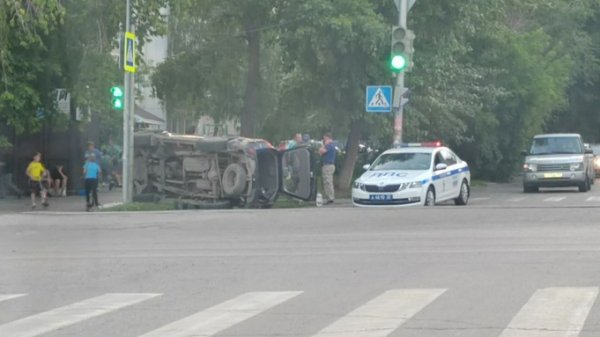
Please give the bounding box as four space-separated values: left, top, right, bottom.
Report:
287 133 304 149
84 141 102 163
25 152 49 209
83 153 102 211
319 133 336 204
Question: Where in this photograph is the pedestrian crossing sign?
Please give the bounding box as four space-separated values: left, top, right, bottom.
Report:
124 32 136 73
366 86 392 113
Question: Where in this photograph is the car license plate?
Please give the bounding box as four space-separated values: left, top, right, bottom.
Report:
544 172 563 178
369 194 393 201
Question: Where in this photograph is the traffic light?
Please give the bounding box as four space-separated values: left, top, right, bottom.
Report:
390 26 415 73
110 86 124 110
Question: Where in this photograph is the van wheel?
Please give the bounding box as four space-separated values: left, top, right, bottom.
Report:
222 163 247 197
454 180 469 206
424 187 436 206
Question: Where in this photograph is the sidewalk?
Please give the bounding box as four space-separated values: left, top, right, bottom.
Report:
0 186 122 213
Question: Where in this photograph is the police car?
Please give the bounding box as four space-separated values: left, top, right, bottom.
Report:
352 142 471 207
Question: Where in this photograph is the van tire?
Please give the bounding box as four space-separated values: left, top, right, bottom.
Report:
222 163 247 197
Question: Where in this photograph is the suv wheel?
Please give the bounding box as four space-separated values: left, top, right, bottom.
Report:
523 184 539 193
579 177 590 192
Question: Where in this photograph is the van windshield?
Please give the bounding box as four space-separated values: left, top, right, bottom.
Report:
529 137 583 155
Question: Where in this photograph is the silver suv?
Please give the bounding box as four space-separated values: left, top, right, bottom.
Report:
522 133 594 193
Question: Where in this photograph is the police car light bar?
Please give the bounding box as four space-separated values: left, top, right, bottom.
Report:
400 141 442 148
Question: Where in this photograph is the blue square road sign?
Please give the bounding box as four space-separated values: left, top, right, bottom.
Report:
366 86 392 113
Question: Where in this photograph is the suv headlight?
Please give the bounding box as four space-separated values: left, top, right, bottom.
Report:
409 181 423 189
523 163 537 172
570 162 584 171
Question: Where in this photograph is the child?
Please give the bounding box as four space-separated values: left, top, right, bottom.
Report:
83 154 101 211
50 164 68 197
25 152 49 209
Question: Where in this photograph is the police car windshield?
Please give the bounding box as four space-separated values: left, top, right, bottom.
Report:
529 137 583 155
369 153 431 171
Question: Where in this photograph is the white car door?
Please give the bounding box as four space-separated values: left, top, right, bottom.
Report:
440 149 462 200
431 151 450 201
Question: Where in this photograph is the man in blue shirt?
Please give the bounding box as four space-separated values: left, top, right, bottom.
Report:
319 133 336 204
84 141 102 163
83 154 102 211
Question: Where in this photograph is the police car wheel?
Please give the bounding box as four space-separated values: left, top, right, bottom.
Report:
424 187 436 206
454 180 469 206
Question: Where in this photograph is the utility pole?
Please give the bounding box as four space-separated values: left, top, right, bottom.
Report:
392 0 408 147
122 0 135 203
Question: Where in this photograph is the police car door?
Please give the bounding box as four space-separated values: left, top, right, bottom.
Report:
432 151 449 200
440 149 461 199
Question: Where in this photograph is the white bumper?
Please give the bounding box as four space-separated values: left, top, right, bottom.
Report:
352 186 427 207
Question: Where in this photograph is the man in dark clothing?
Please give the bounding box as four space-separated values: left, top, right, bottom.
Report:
319 132 336 204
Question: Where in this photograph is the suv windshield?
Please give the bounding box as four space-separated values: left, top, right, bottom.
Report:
369 153 431 171
529 137 583 155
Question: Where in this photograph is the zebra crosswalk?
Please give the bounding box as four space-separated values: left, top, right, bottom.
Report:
465 194 600 206
0 287 599 337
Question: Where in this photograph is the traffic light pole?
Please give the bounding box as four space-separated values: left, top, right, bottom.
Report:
392 0 408 147
122 0 134 203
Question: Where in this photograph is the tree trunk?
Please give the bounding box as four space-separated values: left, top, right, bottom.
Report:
241 24 260 138
336 119 362 195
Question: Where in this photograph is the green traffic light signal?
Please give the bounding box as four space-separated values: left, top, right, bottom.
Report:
110 86 124 110
390 26 414 73
391 54 408 71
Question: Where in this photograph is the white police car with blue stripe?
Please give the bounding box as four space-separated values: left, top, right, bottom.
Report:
352 143 471 207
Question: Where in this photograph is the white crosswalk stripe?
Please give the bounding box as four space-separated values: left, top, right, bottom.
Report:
544 196 566 202
585 196 600 202
137 291 301 337
0 293 161 337
507 197 525 202
498 287 598 337
0 294 27 303
0 288 599 336
310 289 446 337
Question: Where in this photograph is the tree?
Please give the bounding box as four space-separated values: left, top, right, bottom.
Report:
276 0 393 193
0 0 65 145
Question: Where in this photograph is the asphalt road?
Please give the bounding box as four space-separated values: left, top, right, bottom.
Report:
1 182 600 337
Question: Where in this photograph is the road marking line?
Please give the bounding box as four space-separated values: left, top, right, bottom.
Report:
507 197 525 202
0 293 161 337
544 197 566 202
0 294 27 303
499 287 598 337
311 289 446 337
98 202 123 209
138 291 302 337
585 196 600 202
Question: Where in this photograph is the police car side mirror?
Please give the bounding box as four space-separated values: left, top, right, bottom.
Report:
362 164 370 171
435 163 447 171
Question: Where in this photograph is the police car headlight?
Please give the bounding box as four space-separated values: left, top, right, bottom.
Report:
409 181 423 189
353 181 365 190
570 162 583 171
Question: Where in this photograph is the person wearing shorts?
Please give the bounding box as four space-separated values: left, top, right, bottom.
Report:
26 152 48 209
50 164 68 196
